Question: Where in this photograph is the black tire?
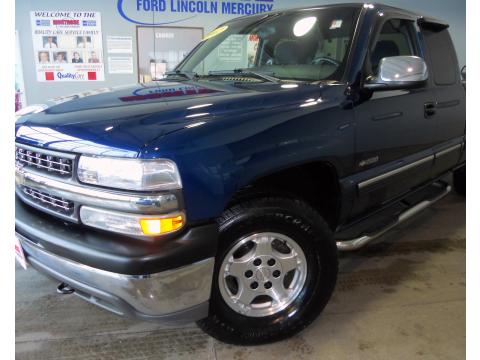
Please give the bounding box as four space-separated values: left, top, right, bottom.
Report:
197 197 338 345
453 166 465 196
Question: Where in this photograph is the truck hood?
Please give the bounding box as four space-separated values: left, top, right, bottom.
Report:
15 80 339 157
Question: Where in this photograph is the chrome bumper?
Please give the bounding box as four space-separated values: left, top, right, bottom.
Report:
17 232 215 324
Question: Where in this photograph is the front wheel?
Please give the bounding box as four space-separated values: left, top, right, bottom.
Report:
197 197 338 345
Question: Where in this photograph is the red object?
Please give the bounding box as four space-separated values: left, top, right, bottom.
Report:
53 20 79 25
88 72 97 80
45 72 54 81
15 91 22 112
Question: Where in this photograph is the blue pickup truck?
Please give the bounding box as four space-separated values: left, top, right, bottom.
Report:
15 3 465 345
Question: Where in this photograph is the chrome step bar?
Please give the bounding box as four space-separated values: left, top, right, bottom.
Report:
336 182 451 251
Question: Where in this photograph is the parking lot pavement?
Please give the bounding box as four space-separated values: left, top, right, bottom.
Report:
15 194 465 360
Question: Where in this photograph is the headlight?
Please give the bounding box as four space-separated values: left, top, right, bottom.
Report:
78 156 182 191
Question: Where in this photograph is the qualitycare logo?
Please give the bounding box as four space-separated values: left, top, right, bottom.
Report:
117 0 275 25
57 72 85 80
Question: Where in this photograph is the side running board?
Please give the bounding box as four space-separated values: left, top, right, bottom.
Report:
336 182 451 251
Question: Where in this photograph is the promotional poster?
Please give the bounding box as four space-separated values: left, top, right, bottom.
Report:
30 11 105 82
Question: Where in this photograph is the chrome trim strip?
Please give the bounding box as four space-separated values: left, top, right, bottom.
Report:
337 182 451 251
15 168 179 214
358 155 434 190
17 232 215 316
435 144 462 158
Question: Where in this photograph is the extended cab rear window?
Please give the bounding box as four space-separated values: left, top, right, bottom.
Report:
422 28 458 85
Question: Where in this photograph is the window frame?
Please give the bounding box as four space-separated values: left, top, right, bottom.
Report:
363 13 424 79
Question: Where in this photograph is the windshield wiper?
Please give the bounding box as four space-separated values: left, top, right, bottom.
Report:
164 70 198 81
207 69 281 84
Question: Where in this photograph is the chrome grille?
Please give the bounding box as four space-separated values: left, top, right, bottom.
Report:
15 146 73 177
22 186 74 215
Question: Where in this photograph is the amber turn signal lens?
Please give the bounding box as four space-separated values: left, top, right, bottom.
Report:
140 215 184 235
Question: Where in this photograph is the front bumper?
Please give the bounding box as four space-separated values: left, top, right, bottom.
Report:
17 232 214 324
15 197 219 324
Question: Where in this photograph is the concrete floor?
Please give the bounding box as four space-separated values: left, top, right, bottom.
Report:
15 194 465 360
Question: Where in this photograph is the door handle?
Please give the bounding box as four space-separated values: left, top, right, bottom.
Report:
424 102 437 118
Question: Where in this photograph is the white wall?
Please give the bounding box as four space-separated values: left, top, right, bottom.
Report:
16 0 465 105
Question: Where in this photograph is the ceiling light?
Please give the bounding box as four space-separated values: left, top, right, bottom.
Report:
186 121 206 128
281 84 299 89
187 103 213 110
293 17 317 37
186 113 209 119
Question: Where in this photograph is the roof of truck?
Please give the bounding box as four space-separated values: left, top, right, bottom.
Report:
227 3 448 28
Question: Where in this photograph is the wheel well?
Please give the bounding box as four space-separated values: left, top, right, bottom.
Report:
228 162 341 230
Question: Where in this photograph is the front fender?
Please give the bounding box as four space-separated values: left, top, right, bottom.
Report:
143 85 355 222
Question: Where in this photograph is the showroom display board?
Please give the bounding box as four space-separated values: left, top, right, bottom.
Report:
30 11 105 82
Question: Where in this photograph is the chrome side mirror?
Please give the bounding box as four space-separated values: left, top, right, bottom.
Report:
365 56 428 90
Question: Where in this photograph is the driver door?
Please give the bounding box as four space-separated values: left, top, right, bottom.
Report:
351 17 436 215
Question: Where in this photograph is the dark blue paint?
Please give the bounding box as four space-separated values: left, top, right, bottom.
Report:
16 79 353 221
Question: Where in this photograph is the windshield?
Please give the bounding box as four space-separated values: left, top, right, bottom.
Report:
177 6 360 82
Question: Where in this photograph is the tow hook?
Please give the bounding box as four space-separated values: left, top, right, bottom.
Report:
57 282 75 295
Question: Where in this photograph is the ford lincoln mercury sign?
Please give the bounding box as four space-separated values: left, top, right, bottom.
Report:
117 0 276 25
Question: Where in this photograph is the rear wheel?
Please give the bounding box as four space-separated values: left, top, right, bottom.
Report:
453 166 465 196
197 197 338 345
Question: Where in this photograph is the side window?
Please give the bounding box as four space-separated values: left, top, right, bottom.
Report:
422 29 458 85
370 19 418 72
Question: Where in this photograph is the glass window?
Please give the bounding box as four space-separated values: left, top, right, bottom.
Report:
370 19 418 73
422 28 458 85
178 7 360 82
